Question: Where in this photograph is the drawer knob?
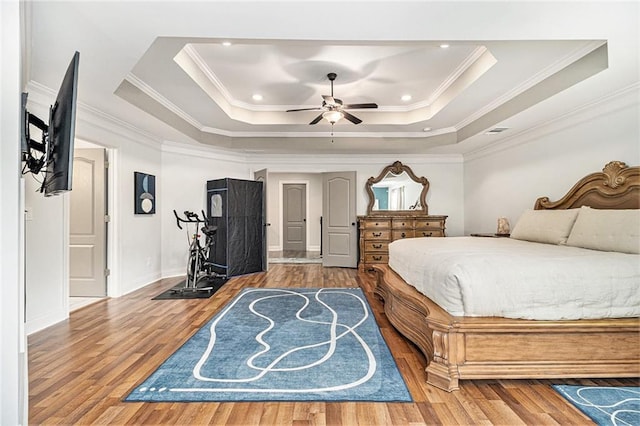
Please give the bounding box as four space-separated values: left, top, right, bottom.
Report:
373 244 382 249
373 255 382 261
423 231 433 237
401 232 406 238
372 232 382 237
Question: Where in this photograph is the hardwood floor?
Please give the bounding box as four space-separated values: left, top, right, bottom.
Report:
29 264 637 425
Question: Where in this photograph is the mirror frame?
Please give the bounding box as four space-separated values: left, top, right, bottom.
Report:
365 161 430 215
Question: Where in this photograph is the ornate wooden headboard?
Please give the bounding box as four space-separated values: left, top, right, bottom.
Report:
535 161 640 210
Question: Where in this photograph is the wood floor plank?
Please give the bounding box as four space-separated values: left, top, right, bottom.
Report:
28 264 639 425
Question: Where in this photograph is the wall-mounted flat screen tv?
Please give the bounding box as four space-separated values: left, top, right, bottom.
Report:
42 51 79 196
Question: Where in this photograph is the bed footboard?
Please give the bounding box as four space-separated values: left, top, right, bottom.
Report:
373 264 640 392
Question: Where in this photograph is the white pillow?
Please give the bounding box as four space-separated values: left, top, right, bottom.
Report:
510 208 580 245
566 207 640 254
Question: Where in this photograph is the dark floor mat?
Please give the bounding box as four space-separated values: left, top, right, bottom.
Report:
152 277 228 300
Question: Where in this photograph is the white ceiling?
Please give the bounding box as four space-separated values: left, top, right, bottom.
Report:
25 1 639 155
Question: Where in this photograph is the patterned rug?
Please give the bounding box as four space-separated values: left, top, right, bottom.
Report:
126 287 412 402
553 385 640 425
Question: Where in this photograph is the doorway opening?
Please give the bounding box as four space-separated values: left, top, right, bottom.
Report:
270 181 321 264
263 172 357 267
69 142 110 311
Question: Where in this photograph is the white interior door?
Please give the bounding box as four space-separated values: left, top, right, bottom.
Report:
322 171 357 268
69 148 107 296
253 169 268 271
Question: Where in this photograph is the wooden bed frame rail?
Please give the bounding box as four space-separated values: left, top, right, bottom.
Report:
373 161 640 391
374 264 640 392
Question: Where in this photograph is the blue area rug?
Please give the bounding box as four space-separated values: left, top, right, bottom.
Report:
126 288 412 402
553 385 640 425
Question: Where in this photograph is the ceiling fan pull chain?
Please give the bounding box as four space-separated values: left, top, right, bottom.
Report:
331 124 335 143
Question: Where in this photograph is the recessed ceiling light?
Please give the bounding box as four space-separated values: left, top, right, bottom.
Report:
401 94 412 101
423 127 432 132
440 44 450 49
252 94 263 101
222 41 232 47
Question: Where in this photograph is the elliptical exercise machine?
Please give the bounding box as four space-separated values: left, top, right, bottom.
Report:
173 210 225 293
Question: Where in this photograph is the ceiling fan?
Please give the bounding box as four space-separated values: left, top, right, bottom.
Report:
286 72 378 125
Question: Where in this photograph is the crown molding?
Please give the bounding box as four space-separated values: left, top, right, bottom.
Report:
204 128 455 139
125 72 203 130
245 152 463 167
169 41 491 129
25 81 163 150
182 44 281 113
422 45 488 109
464 82 639 162
127 70 439 138
182 42 486 115
160 140 248 164
455 40 606 130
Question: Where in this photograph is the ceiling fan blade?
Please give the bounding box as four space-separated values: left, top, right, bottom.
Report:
309 114 324 125
322 95 336 105
342 111 362 125
343 103 378 109
286 107 322 112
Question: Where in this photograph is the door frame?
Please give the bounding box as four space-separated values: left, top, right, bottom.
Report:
66 143 117 302
282 183 307 252
322 171 358 268
105 147 117 297
253 169 268 271
278 180 310 251
69 148 108 297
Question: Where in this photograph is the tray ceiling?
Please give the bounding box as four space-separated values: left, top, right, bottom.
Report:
25 1 638 155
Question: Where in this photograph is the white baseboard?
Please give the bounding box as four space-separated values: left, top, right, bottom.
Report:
26 309 68 335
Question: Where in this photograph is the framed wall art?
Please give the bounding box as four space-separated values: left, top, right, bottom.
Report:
134 172 156 214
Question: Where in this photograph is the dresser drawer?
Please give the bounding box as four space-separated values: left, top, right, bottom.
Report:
415 219 445 229
363 230 391 240
363 219 391 229
358 214 448 270
365 241 389 252
392 230 415 240
364 253 389 264
391 218 414 229
416 229 444 237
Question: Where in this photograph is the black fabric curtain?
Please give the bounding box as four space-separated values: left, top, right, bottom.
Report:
207 178 264 277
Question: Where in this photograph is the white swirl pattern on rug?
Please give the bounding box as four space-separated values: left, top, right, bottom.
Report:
557 386 640 426
177 288 376 394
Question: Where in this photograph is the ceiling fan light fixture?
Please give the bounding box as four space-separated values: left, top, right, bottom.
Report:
287 72 377 126
323 110 343 124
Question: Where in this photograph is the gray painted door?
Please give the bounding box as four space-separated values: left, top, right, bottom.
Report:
283 183 306 251
253 169 269 271
69 148 107 296
322 171 357 268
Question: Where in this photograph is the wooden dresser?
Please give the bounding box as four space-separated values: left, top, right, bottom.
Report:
358 214 447 270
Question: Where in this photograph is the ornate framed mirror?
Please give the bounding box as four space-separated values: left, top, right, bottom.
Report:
365 161 429 215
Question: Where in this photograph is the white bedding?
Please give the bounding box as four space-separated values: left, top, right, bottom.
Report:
388 237 640 320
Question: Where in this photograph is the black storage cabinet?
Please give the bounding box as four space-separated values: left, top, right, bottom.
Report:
207 178 264 277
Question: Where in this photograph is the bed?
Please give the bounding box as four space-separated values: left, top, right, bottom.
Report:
373 161 640 392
